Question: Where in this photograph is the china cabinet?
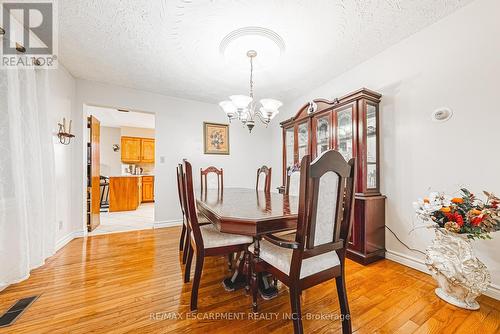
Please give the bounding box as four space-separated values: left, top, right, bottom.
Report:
280 88 385 264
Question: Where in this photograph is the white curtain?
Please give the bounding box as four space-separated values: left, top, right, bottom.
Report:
0 67 56 291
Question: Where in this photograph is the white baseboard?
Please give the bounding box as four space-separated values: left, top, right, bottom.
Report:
153 219 182 229
55 230 85 251
386 249 500 301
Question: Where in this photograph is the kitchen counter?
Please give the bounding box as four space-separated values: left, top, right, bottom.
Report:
108 176 142 212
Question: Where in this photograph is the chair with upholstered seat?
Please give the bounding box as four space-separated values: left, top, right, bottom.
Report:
176 166 211 264
181 160 253 311
250 150 356 334
256 165 272 193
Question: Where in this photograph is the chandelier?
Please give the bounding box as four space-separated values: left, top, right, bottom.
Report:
219 50 283 132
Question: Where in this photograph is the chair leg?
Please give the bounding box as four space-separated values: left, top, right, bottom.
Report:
179 223 186 251
182 228 190 264
191 252 204 311
184 243 193 283
251 254 258 312
336 274 352 334
244 252 250 293
290 287 303 334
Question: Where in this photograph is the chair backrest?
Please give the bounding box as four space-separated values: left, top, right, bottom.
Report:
200 166 223 194
285 163 301 196
292 150 356 274
182 160 204 249
256 165 272 193
176 166 185 220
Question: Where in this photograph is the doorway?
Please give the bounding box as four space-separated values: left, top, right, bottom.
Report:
85 105 156 236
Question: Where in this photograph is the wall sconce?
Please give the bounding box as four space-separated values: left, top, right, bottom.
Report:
57 118 75 145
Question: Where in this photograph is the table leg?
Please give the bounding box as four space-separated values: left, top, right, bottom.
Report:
221 246 278 300
222 251 247 291
252 237 278 302
258 272 278 300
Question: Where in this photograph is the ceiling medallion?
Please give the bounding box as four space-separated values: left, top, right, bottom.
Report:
219 26 286 56
219 50 283 133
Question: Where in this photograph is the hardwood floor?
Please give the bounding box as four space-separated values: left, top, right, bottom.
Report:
0 227 498 333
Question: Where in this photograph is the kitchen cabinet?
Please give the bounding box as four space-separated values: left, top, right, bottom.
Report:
121 136 155 163
142 176 154 202
141 139 155 163
121 137 142 163
280 88 385 265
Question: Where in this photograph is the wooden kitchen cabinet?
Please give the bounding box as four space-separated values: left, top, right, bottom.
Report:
121 136 155 163
121 137 142 163
142 176 154 202
141 139 155 163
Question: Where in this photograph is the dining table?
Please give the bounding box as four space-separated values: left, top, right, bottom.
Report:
196 187 299 297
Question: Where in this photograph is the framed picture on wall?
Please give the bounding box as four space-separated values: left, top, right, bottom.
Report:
203 122 229 155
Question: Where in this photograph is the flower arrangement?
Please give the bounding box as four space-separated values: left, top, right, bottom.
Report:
414 188 500 239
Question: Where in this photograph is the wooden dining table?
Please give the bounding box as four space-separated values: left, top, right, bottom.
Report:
196 188 299 295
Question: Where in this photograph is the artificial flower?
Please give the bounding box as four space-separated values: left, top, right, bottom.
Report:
429 192 451 207
471 215 484 226
415 189 500 239
470 209 482 216
444 221 461 233
445 212 464 227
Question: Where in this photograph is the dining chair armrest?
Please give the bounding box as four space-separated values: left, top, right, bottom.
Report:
263 234 299 249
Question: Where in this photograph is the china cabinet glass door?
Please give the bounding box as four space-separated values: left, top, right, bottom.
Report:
315 115 330 156
297 122 308 162
336 107 354 161
285 127 294 169
366 103 378 190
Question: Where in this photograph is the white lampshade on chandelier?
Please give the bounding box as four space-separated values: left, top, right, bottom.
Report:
219 50 283 132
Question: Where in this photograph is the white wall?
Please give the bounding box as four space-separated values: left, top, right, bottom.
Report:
121 126 155 138
270 0 500 298
75 79 273 227
47 64 79 247
100 126 122 176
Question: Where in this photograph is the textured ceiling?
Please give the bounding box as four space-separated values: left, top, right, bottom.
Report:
59 0 472 104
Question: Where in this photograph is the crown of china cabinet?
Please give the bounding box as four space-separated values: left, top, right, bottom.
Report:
280 88 386 264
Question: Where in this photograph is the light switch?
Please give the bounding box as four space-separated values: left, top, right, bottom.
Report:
160 156 165 163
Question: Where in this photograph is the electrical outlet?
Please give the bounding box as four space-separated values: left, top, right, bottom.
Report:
58 221 63 230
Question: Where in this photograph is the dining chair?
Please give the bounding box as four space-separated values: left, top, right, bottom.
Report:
256 165 272 193
176 166 187 253
182 159 253 311
200 166 223 194
250 150 356 334
199 165 233 269
285 163 301 196
177 166 211 265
